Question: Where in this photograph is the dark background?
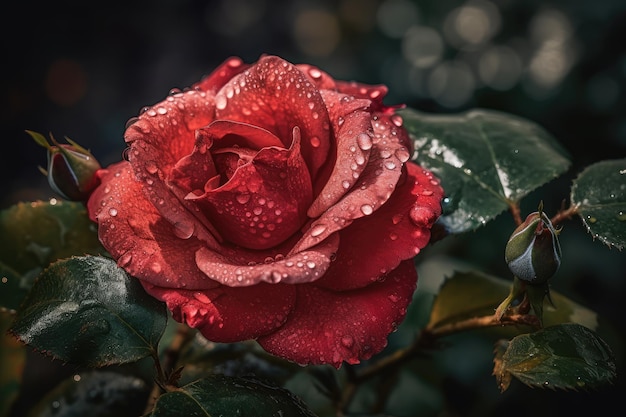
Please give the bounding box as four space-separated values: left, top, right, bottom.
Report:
2 0 625 416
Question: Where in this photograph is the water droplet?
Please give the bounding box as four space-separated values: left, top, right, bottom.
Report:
357 133 373 150
118 253 133 267
310 136 321 148
309 68 322 79
395 147 410 163
389 232 398 241
342 180 351 189
422 189 434 196
236 193 251 204
617 211 626 221
586 215 597 224
145 161 158 174
384 160 396 170
173 221 195 239
306 260 316 269
108 208 118 217
341 335 354 348
391 114 403 127
215 94 227 110
310 223 327 237
360 204 373 215
392 213 404 224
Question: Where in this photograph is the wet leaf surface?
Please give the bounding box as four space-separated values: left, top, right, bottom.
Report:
0 201 106 310
401 108 571 233
149 374 318 417
9 256 167 367
571 158 626 249
494 323 616 391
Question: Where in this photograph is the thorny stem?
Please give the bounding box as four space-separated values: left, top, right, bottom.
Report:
509 201 523 226
339 312 541 414
550 202 579 226
143 323 196 414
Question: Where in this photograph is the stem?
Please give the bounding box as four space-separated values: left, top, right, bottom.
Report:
550 203 579 226
509 201 523 226
142 324 196 414
339 312 540 413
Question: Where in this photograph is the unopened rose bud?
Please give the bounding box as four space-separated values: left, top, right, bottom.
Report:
505 203 561 284
26 130 101 201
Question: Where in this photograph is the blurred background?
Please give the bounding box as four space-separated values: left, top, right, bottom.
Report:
2 0 625 416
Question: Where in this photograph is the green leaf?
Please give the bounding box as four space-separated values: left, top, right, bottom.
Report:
427 271 598 333
179 339 299 387
494 323 616 391
149 374 318 417
25 370 150 417
401 108 571 233
570 158 626 249
1 313 26 417
0 201 106 310
10 256 167 367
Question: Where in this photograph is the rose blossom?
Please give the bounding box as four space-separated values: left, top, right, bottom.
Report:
87 55 443 367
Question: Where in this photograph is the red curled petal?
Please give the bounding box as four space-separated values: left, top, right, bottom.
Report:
124 89 222 249
335 80 390 112
315 162 444 291
307 90 373 217
144 282 296 343
257 260 417 367
291 112 412 254
195 233 339 287
195 128 313 250
193 57 250 93
213 55 332 179
86 162 219 291
296 63 337 90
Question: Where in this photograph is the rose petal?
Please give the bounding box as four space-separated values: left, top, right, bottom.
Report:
193 127 313 250
257 260 417 367
307 89 374 217
195 233 339 287
193 57 250 93
87 162 220 290
124 88 223 249
315 162 444 291
291 112 411 254
145 282 296 342
296 63 337 90
335 80 390 112
213 55 332 180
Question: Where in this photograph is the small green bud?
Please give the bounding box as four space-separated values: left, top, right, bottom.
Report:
505 203 562 284
26 130 101 201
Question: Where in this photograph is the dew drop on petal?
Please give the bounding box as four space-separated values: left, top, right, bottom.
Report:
357 133 373 151
391 114 403 127
215 94 227 110
145 161 158 174
309 68 322 79
360 204 373 215
310 136 321 148
395 147 411 163
236 193 251 204
173 221 195 239
310 223 327 237
341 335 354 348
108 208 118 217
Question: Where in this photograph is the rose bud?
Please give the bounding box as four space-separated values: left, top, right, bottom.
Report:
26 130 101 201
505 203 562 285
87 55 444 368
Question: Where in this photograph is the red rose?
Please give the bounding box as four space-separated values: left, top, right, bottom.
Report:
87 55 443 367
